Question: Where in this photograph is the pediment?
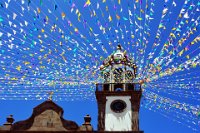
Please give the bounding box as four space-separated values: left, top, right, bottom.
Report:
28 109 67 131
11 100 78 131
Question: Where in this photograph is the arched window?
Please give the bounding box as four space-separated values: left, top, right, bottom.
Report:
115 88 123 92
113 68 123 83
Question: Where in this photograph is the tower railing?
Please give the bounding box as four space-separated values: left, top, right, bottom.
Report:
96 83 142 92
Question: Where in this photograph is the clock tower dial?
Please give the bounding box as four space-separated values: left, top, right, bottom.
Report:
110 100 127 113
96 45 143 132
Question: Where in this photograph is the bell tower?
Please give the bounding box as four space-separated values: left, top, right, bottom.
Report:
95 45 143 132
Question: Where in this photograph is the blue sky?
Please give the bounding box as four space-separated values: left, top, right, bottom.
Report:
0 100 197 133
0 0 199 132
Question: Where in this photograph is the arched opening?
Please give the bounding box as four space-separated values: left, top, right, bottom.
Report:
114 83 124 91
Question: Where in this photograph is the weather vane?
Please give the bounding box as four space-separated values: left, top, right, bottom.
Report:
48 91 54 101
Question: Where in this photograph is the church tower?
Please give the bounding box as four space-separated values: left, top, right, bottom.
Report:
95 45 143 132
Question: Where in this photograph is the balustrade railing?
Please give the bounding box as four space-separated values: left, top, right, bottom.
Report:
96 83 142 92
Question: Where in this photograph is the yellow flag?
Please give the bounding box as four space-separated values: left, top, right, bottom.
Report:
16 66 21 71
74 28 78 32
86 0 91 6
108 15 112 22
138 17 142 21
178 50 184 56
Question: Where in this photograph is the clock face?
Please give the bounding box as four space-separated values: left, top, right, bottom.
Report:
105 96 132 131
110 100 127 113
125 70 134 80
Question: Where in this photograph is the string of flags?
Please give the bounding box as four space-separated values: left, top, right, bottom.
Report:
0 0 199 131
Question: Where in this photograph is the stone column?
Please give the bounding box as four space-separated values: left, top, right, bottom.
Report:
109 70 113 91
132 111 139 131
96 94 106 131
123 68 126 90
130 92 142 131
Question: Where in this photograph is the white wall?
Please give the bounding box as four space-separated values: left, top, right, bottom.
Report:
105 96 132 131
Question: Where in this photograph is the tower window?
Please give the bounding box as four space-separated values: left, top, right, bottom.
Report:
114 83 123 91
110 100 127 113
113 68 123 83
115 88 123 92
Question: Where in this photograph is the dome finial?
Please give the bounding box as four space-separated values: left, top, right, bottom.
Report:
117 44 122 50
48 91 54 101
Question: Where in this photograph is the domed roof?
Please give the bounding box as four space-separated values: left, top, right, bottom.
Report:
113 45 125 62
100 45 136 71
